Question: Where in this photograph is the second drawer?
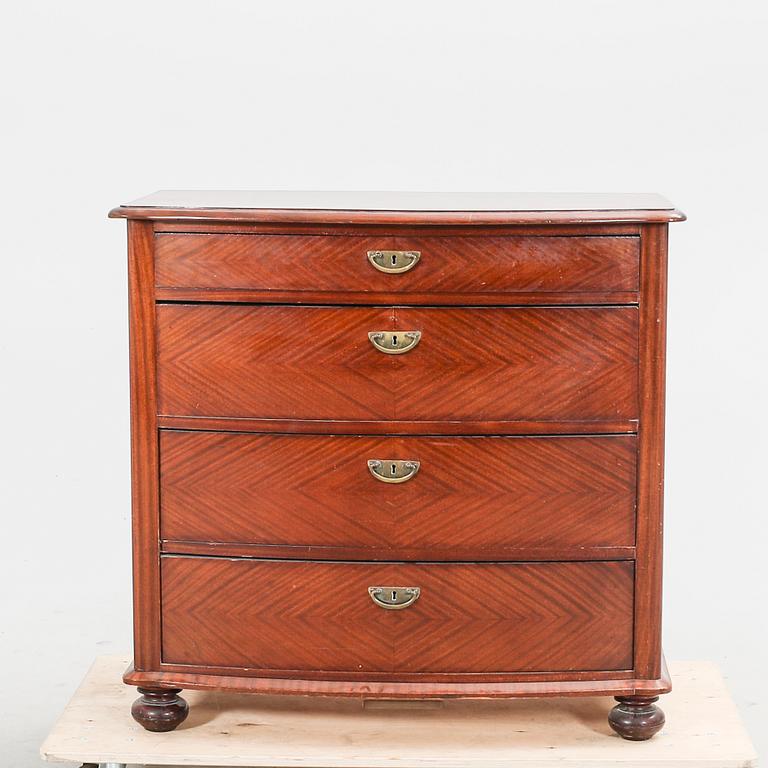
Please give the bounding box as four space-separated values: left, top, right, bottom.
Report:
160 431 637 558
156 304 639 422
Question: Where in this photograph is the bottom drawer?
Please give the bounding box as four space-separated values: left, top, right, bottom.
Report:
161 557 634 675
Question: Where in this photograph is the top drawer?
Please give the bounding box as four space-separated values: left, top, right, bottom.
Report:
154 233 639 299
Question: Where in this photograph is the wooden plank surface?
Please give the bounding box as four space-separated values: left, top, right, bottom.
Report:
41 656 756 768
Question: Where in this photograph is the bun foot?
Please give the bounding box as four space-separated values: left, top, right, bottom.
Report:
608 695 665 740
131 687 189 732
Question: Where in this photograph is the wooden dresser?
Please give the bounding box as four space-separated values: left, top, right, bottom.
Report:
110 191 685 740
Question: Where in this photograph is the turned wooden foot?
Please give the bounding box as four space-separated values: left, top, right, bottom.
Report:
131 687 189 732
608 695 665 740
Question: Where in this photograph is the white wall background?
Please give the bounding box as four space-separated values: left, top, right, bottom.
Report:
1 1 766 764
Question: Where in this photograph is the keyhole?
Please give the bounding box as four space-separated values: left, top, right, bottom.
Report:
390 463 397 475
391 590 398 601
392 335 398 346
391 254 397 266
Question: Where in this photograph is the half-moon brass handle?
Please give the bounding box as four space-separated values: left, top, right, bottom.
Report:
368 459 420 484
368 250 420 274
368 586 421 610
368 330 421 354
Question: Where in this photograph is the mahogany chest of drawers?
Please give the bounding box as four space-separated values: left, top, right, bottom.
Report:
111 191 685 740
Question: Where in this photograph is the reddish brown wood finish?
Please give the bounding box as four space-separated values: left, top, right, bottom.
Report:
156 287 640 306
156 305 639 422
126 220 161 672
161 540 636 562
633 224 668 679
115 193 681 732
155 233 639 295
152 222 643 305
131 687 188 732
153 222 645 235
156 415 638 435
608 696 666 741
113 208 683 226
124 657 671 698
159 432 637 556
109 188 685 226
160 557 635 675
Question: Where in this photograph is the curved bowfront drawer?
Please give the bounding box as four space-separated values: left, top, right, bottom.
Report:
160 432 637 559
154 233 639 299
160 557 635 675
155 304 639 422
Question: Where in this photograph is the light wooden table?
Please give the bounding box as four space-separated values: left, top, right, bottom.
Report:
41 656 756 768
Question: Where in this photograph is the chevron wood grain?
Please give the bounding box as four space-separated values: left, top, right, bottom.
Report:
159 432 637 557
160 557 634 675
156 305 638 421
154 233 639 295
115 199 683 729
393 306 638 421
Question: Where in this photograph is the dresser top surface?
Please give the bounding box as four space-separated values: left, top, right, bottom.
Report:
110 191 685 224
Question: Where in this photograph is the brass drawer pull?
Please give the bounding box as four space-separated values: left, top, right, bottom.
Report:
367 459 420 484
368 330 421 354
367 250 420 274
368 586 421 610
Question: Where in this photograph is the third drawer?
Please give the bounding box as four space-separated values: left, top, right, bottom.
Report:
160 431 637 560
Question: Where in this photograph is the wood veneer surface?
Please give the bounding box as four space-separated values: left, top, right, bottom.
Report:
160 432 637 556
115 193 683 706
155 233 639 294
156 305 639 422
161 558 635 675
111 190 685 224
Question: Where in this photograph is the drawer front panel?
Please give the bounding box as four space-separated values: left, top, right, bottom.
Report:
160 432 637 554
156 305 639 421
155 233 639 295
161 558 635 673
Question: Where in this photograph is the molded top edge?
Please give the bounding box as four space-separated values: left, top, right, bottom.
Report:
109 191 685 223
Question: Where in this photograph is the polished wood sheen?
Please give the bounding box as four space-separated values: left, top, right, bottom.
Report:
114 191 683 736
608 696 666 741
159 431 637 558
126 220 161 672
124 656 671 698
156 415 639 435
156 305 638 422
130 687 188 733
155 233 639 295
110 190 686 225
161 557 635 675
